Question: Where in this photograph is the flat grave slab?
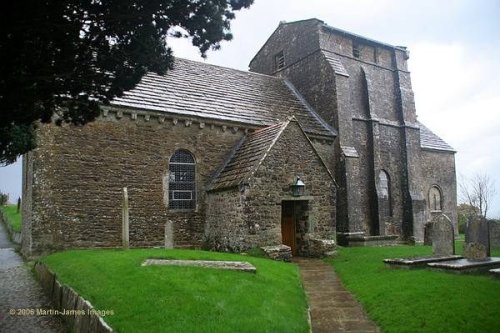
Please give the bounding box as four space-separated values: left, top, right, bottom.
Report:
428 257 500 273
142 259 256 273
490 268 500 278
384 255 463 269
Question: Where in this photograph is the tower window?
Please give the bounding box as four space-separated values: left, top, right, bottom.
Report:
352 42 360 58
275 51 285 71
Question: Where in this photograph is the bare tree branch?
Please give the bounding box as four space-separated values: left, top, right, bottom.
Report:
459 173 496 219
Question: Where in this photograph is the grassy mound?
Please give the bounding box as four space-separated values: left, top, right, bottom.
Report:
42 249 309 333
0 204 21 232
329 245 500 333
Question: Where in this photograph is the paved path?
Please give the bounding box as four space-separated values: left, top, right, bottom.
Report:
0 221 65 332
294 258 379 333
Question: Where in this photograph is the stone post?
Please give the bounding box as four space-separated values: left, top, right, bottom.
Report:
122 187 129 249
164 220 173 249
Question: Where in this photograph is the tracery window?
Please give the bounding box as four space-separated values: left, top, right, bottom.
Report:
429 186 442 211
169 150 196 210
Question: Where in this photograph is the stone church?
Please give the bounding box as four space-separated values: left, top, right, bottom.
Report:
21 19 456 257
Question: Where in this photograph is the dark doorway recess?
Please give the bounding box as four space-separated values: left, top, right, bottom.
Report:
281 200 309 256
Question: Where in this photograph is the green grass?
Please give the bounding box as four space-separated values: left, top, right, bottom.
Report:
42 249 309 333
328 245 500 333
0 204 21 232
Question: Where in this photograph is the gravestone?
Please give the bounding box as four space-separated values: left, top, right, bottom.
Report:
464 215 490 259
423 222 433 246
490 221 500 249
431 214 455 256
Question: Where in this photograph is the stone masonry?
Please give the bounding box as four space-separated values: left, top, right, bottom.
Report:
250 18 456 244
22 18 456 256
205 120 336 256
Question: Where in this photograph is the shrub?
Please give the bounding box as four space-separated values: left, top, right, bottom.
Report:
0 191 8 206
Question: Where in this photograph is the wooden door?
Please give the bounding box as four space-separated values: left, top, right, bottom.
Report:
281 202 297 255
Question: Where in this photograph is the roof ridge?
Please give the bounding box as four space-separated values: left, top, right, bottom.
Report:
175 57 282 81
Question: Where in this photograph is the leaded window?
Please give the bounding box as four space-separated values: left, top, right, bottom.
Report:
169 150 196 210
429 186 442 211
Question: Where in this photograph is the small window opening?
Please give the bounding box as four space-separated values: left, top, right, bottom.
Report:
352 42 360 58
275 51 285 71
378 170 392 217
429 186 442 212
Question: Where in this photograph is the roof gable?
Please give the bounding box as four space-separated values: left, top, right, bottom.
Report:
209 118 334 191
111 58 334 138
419 122 455 152
209 121 287 191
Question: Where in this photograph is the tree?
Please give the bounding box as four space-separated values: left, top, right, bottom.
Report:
456 203 478 233
459 173 496 219
0 0 253 165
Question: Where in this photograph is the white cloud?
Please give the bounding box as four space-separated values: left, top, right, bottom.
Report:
410 42 500 217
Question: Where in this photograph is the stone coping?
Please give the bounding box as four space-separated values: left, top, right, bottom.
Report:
142 259 257 273
490 268 500 277
34 262 113 333
428 257 500 272
384 255 463 268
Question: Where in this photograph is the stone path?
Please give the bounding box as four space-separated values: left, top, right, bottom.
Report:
0 221 65 333
294 258 379 333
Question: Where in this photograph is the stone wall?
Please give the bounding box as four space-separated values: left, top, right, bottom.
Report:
250 121 336 251
249 20 322 76
318 26 397 69
23 109 246 256
205 188 249 252
419 150 457 238
205 121 336 255
249 20 456 244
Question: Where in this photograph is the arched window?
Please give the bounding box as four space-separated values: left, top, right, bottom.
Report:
378 170 392 217
429 186 442 211
169 150 196 210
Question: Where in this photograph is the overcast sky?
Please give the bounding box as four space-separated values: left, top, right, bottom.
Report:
1 0 499 217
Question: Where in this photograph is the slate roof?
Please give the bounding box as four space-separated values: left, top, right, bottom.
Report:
419 122 455 152
111 58 335 138
322 51 349 77
209 121 288 191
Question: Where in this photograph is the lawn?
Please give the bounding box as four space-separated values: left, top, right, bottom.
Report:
41 249 309 333
328 244 500 333
0 204 21 232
